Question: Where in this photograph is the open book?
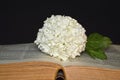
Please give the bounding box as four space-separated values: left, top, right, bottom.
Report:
0 43 120 80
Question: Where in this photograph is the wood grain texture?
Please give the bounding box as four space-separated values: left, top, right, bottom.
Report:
64 66 120 80
0 61 62 80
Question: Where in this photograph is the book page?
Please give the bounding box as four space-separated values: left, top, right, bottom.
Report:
0 61 63 80
0 43 120 69
64 66 120 80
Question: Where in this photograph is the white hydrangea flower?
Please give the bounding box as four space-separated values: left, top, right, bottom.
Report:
34 15 87 61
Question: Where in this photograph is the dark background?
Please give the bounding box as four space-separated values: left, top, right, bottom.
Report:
0 1 120 45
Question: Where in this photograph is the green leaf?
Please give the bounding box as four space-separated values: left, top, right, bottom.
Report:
102 37 112 48
85 33 112 60
87 49 107 60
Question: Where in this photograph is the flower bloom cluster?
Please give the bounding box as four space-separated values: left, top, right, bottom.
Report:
34 15 87 61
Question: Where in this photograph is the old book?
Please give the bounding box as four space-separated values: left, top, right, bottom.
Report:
0 43 120 80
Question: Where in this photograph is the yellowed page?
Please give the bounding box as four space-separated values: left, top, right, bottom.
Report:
64 66 120 80
0 61 63 80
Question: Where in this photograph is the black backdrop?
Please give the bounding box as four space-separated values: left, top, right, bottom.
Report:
0 1 120 45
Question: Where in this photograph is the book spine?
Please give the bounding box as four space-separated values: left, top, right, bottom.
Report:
55 69 65 80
